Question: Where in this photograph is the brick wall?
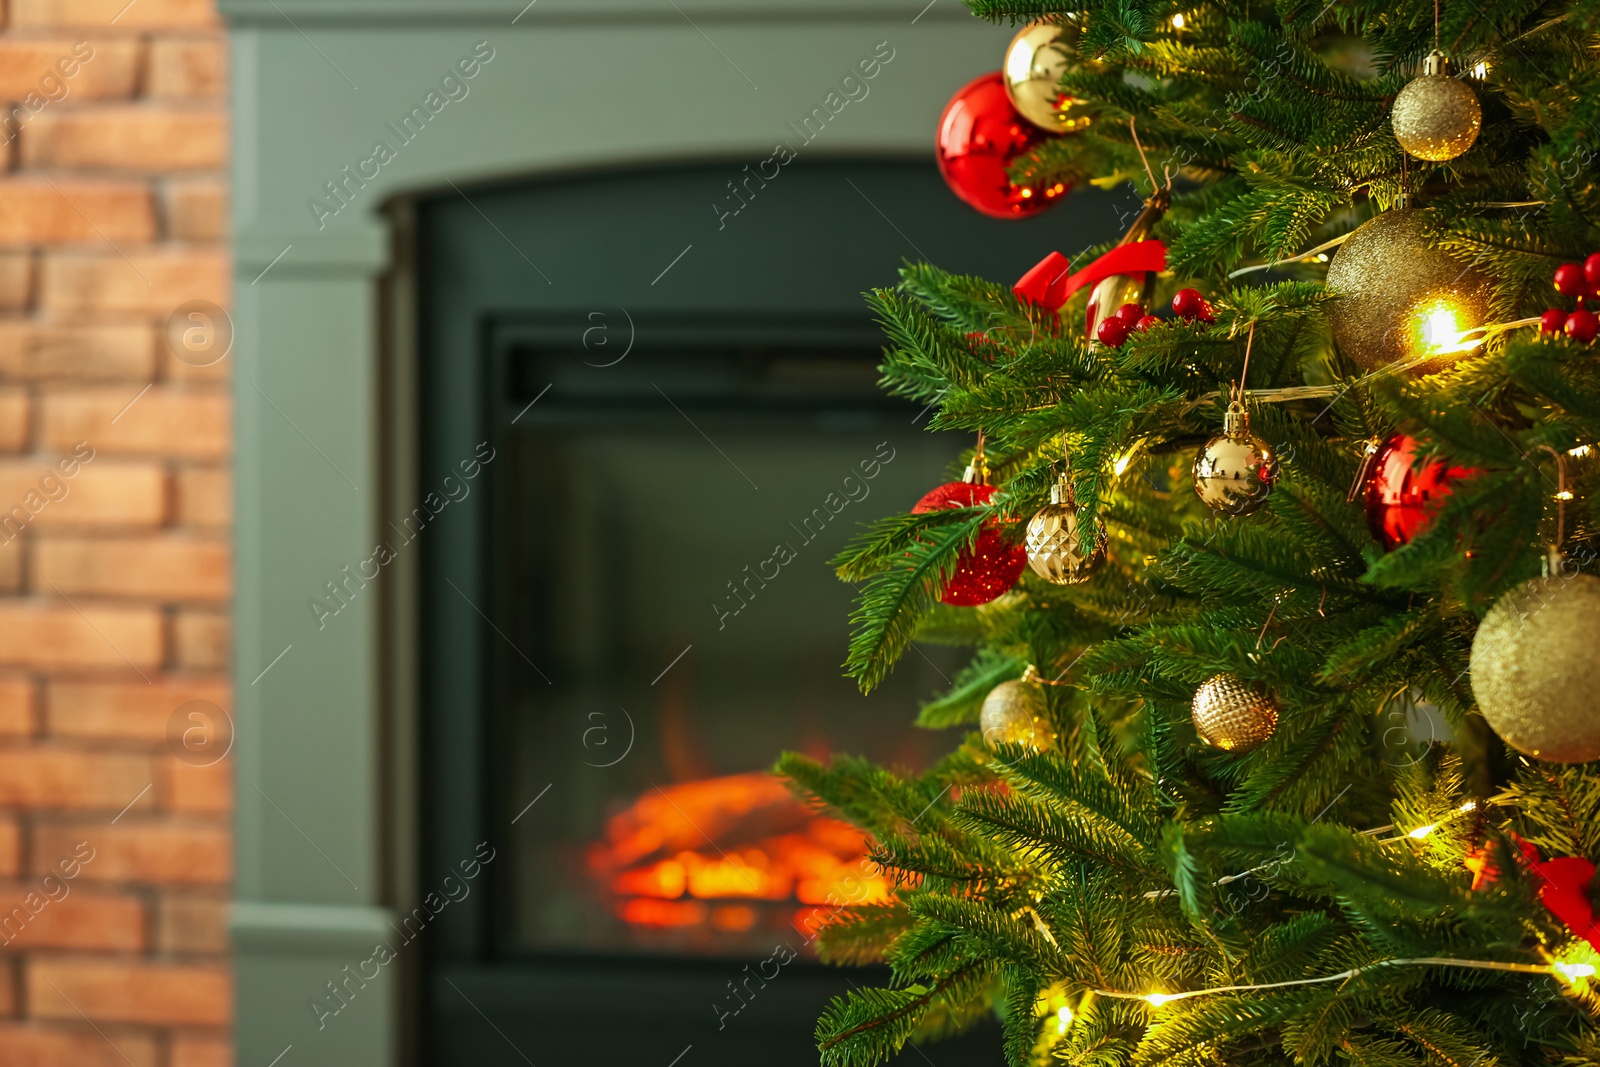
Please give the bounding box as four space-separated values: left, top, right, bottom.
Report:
0 1 233 1065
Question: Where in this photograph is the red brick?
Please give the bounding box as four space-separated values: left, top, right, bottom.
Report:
0 387 29 452
0 676 35 737
0 748 152 810
176 467 229 526
23 107 225 170
40 250 227 315
0 180 154 246
0 604 162 669
0 818 20 878
156 891 226 953
173 611 227 671
172 1033 231 1067
48 678 229 742
11 0 218 27
162 755 230 814
34 823 230 884
0 887 145 950
35 534 231 600
41 388 229 458
0 253 33 310
164 176 226 243
29 957 231 1026
148 38 225 100
0 321 156 381
0 1025 156 1067
0 460 166 528
0 40 140 101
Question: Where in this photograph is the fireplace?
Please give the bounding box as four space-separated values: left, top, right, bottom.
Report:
410 160 1122 1064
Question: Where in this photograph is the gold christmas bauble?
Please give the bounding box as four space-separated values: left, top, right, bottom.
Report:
980 678 1048 750
1469 573 1600 763
1003 21 1093 134
1192 673 1278 753
1193 407 1277 516
1025 474 1107 584
1391 51 1482 162
1324 208 1493 374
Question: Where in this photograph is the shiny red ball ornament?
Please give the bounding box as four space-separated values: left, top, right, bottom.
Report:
1364 434 1476 551
1134 315 1161 332
1566 309 1599 342
1096 315 1130 348
1554 262 1587 297
935 72 1064 219
911 481 1026 606
1586 252 1600 288
1542 308 1569 334
1115 302 1145 325
1172 288 1207 319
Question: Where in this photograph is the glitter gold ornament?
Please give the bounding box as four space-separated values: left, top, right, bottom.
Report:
1025 470 1107 584
1002 21 1093 134
1391 51 1482 162
1469 573 1600 763
1194 403 1277 516
1192 673 1278 753
1324 206 1494 374
980 675 1049 750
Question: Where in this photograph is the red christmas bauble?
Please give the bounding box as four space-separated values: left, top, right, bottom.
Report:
1172 288 1206 319
1134 315 1161 331
1364 434 1475 551
911 481 1026 606
1114 303 1145 325
935 72 1065 219
1541 308 1569 334
1566 309 1598 342
1586 252 1600 288
1096 316 1130 348
1554 262 1587 297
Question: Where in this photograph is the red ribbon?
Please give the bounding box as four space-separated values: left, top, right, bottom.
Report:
1012 240 1168 314
1532 855 1600 951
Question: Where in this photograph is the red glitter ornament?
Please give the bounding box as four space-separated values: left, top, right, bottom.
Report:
1096 316 1130 348
911 480 1025 606
1542 308 1570 334
935 72 1065 219
1554 262 1587 297
1363 433 1476 551
1566 309 1599 342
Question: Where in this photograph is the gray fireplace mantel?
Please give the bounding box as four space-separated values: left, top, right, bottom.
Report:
223 3 1018 1064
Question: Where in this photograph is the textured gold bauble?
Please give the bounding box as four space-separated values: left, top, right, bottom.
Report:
980 679 1048 750
1194 407 1277 516
1391 52 1482 162
1192 673 1279 753
1469 573 1600 763
1324 208 1493 374
1025 474 1107 585
1003 21 1093 134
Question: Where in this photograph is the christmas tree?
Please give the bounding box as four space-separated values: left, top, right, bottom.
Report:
775 1 1600 1065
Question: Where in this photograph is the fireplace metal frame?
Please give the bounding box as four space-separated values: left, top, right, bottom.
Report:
219 4 1025 1064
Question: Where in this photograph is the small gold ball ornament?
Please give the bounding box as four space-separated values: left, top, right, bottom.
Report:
980 675 1049 750
1324 206 1494 374
1391 51 1482 162
1192 673 1279 753
1469 572 1600 763
1025 471 1107 584
1002 21 1093 134
1194 403 1277 516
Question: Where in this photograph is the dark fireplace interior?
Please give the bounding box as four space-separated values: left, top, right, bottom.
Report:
415 160 1123 1065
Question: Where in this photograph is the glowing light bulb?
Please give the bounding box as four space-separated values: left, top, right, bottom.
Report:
1145 993 1174 1007
1458 800 1477 812
1316 253 1329 262
1569 445 1592 457
1472 61 1489 78
1171 13 1186 28
1555 961 1595 982
1407 824 1438 839
1413 298 1481 357
1056 1005 1074 1033
1556 490 1575 501
1114 452 1132 476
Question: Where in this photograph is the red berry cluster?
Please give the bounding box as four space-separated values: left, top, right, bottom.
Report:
1542 253 1600 342
1096 289 1216 348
